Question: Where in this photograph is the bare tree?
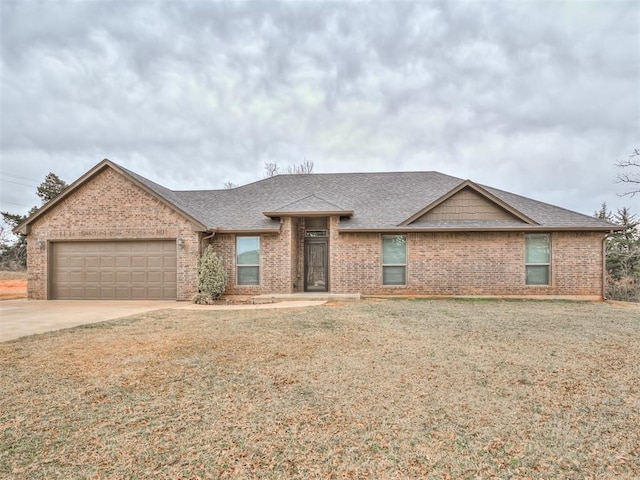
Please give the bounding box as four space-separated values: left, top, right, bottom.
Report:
265 160 314 177
617 149 640 196
264 162 279 178
223 181 238 189
284 159 314 175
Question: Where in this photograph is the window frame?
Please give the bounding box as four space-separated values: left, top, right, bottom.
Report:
525 233 551 286
381 234 407 286
236 236 260 286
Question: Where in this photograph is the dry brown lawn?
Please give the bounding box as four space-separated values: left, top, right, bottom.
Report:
1 299 639 479
0 271 27 300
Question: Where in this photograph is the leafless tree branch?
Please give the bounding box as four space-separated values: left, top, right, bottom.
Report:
616 149 640 197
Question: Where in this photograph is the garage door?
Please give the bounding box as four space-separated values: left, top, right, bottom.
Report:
51 241 177 300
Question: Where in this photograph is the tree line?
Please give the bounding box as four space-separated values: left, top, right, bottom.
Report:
594 204 640 301
0 173 68 270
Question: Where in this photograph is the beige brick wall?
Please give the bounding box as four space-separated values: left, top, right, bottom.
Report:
210 218 604 298
27 168 200 300
330 230 604 297
209 217 294 295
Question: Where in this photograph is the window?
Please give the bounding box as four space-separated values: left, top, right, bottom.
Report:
237 237 260 285
525 234 550 285
382 235 406 285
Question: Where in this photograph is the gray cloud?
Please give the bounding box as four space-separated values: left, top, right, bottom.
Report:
1 0 638 218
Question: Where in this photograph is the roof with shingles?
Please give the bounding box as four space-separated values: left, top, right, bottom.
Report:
266 194 351 215
130 167 617 232
16 159 620 234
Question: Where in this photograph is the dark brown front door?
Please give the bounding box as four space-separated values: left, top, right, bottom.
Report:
304 238 328 292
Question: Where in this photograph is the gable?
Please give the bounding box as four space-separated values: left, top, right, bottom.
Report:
263 194 353 217
30 168 194 232
15 159 207 235
409 186 529 225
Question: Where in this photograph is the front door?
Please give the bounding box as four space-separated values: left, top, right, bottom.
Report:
304 238 328 292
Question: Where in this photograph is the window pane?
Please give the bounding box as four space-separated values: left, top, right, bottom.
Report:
383 266 406 285
382 235 406 264
526 234 549 264
237 237 260 265
526 265 549 285
238 266 259 285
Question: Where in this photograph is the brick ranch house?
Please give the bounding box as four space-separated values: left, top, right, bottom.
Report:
15 159 619 301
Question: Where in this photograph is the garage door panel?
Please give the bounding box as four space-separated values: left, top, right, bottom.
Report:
131 243 149 252
116 257 131 267
68 271 85 283
68 257 86 268
131 271 148 283
147 287 163 299
116 287 132 299
147 256 163 268
116 271 131 283
52 241 177 300
86 271 100 283
116 243 133 253
100 286 116 298
131 256 147 268
100 257 115 267
70 286 89 298
146 242 164 252
85 256 100 267
147 271 164 283
100 271 115 283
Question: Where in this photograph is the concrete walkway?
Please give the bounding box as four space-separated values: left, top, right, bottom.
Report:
0 299 326 343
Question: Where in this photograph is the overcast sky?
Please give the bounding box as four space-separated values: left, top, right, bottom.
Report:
1 0 638 219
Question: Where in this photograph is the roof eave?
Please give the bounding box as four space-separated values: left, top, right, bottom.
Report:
338 225 621 233
263 210 354 218
213 228 282 234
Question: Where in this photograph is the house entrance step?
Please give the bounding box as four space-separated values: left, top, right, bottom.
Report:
251 293 361 304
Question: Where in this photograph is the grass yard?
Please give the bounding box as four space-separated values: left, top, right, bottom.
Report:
1 299 639 479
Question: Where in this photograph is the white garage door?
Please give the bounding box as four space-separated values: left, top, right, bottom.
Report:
51 241 177 300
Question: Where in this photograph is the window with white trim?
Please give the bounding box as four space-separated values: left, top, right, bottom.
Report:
525 234 550 285
236 236 260 285
382 235 407 285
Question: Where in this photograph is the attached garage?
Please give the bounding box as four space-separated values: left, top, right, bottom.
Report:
51 240 177 300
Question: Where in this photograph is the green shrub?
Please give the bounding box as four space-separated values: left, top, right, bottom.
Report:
197 246 227 301
192 292 213 305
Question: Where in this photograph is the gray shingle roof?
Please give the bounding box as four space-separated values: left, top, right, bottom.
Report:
124 167 617 232
267 194 351 215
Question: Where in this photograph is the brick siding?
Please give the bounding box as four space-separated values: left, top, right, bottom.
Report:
330 228 604 297
210 216 604 298
27 168 200 300
210 217 294 295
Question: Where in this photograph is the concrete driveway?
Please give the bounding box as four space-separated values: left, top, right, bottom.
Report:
0 299 176 342
0 299 328 342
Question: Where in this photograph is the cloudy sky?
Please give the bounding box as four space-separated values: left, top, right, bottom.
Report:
1 0 638 219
